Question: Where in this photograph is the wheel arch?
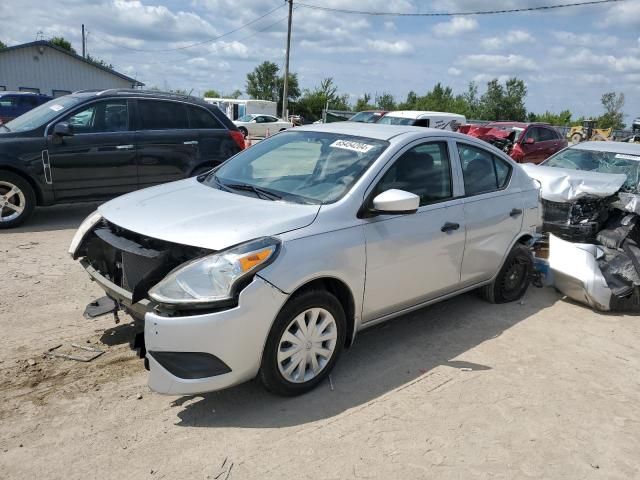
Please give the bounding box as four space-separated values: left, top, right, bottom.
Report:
286 276 357 349
0 165 44 205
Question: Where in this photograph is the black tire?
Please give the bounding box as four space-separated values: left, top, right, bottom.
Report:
238 127 248 138
480 243 532 304
0 171 36 229
260 289 346 396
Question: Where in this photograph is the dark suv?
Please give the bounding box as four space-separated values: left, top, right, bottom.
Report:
0 89 245 228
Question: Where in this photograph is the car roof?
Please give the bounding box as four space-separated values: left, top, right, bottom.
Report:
486 121 528 128
571 141 640 155
384 110 465 119
293 121 464 141
68 89 213 107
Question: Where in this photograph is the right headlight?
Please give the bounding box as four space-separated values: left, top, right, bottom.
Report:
148 237 280 306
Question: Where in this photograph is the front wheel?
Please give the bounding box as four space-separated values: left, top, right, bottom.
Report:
570 133 582 144
480 243 532 304
0 172 36 229
260 289 346 396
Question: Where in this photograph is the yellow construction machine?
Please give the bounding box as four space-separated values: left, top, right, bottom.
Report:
567 119 612 144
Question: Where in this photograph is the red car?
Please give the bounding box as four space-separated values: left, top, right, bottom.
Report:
459 122 568 164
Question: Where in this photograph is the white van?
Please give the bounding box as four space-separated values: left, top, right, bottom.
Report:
377 111 466 131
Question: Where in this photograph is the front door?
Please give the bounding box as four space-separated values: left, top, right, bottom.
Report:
456 142 523 285
47 99 137 202
362 140 466 321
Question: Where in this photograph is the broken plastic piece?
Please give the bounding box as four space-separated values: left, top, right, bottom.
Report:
83 296 117 319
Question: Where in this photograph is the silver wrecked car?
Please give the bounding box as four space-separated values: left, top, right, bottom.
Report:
70 123 541 396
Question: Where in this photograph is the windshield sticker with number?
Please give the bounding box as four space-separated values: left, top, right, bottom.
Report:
330 139 374 153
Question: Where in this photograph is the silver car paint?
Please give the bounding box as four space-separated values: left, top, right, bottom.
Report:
98 178 321 250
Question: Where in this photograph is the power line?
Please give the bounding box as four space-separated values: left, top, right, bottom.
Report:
295 0 624 16
89 4 285 53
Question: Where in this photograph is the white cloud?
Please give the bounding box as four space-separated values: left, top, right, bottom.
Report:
481 30 534 50
448 67 462 76
472 74 511 84
566 48 640 73
602 1 640 28
366 39 413 54
552 31 618 48
458 54 538 72
384 21 396 31
432 17 478 37
578 73 611 85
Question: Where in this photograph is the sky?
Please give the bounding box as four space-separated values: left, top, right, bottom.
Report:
1 0 639 123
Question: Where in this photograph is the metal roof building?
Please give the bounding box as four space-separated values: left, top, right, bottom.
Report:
0 41 143 97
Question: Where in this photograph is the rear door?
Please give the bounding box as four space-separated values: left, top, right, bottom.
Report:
47 99 137 201
185 104 240 173
134 99 200 188
456 142 523 285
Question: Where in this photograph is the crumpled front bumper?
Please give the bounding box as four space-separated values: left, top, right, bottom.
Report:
81 260 289 394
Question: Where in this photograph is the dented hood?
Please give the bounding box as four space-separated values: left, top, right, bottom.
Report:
521 164 627 202
98 178 320 250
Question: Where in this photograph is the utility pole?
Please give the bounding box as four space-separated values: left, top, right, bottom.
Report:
82 24 86 58
281 0 293 120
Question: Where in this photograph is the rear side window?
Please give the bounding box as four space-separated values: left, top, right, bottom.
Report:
138 100 189 130
539 127 557 141
187 105 223 129
458 143 512 196
0 96 18 108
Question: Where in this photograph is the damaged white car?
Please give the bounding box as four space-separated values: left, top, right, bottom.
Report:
523 141 640 311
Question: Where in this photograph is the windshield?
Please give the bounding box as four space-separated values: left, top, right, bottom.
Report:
237 114 256 122
486 123 525 140
543 147 640 192
206 130 389 204
377 116 415 126
3 96 84 132
349 111 382 123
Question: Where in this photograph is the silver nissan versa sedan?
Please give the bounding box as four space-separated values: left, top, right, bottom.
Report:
70 123 541 396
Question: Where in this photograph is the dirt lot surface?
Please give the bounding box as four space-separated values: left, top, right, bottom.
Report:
1 204 640 479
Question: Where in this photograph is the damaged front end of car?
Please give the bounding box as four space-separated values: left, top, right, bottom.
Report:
522 163 640 312
458 125 516 155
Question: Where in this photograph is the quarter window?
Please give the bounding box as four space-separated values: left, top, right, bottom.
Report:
187 105 223 129
138 100 189 130
61 100 129 133
374 142 452 206
458 143 512 196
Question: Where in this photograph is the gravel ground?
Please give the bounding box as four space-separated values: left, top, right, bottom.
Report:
1 203 639 479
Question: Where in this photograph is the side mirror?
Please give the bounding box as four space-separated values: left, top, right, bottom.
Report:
371 189 420 214
53 122 73 137
524 137 535 145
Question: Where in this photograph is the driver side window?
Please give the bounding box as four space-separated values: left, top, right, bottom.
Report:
61 100 129 134
373 142 452 206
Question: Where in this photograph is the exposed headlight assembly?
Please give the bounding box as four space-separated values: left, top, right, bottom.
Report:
68 210 103 259
149 237 280 306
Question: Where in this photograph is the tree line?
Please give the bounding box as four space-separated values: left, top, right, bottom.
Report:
235 60 627 129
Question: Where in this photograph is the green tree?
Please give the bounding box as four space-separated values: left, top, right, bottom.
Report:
86 54 113 69
277 72 301 115
503 78 527 121
246 61 280 101
49 36 76 54
397 91 418 110
294 77 349 120
376 92 396 111
0 40 6 49
416 83 455 111
598 91 625 129
227 89 242 99
528 109 573 126
462 82 480 119
204 89 221 98
355 93 376 111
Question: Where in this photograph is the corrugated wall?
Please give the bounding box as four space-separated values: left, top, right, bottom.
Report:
0 45 136 95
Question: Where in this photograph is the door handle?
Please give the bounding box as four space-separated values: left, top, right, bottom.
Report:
116 144 134 150
510 208 523 217
441 222 460 233
183 140 199 145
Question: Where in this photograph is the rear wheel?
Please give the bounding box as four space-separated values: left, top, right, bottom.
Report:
260 289 346 396
0 172 35 229
480 244 532 304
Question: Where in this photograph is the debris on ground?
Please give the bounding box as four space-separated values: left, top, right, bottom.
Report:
43 343 105 362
